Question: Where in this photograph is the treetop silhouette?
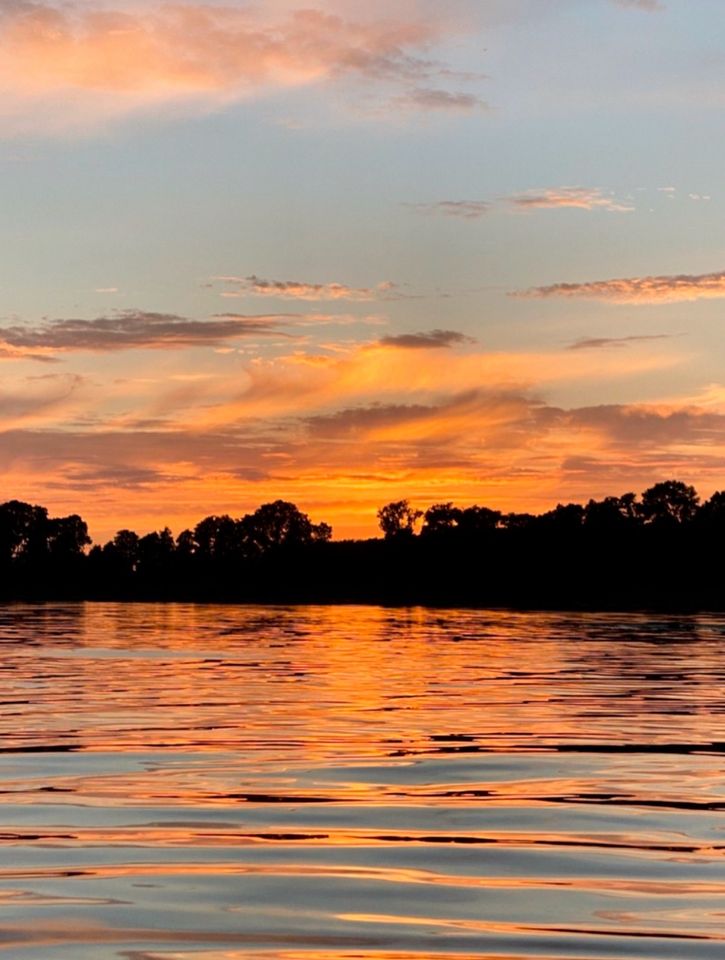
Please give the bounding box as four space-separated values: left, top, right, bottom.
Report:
2 481 725 607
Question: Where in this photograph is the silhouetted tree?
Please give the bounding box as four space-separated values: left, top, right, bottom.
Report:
458 505 501 534
175 528 195 556
584 494 639 531
138 528 175 567
106 529 140 574
377 499 422 539
0 500 49 563
3 481 725 606
193 515 240 561
241 500 330 554
313 521 333 542
539 502 584 531
639 481 699 526
421 502 461 536
500 512 536 530
698 490 725 526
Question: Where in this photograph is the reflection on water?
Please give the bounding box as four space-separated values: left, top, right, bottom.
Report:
0 603 723 959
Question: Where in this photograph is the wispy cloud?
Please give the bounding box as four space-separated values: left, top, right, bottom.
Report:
407 200 491 219
567 334 675 350
0 3 482 135
393 88 487 111
9 386 720 542
0 332 697 540
514 268 725 305
214 312 387 328
0 310 293 355
214 275 399 302
0 373 86 427
0 308 397 360
506 187 634 213
408 187 632 219
378 329 473 349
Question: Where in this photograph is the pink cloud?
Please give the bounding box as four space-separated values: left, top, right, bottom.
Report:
507 187 634 213
0 2 479 134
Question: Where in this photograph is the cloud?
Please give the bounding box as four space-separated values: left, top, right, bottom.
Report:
0 310 297 355
506 187 634 213
0 2 482 135
407 187 631 220
562 403 724 448
611 0 664 11
0 373 86 427
11 387 721 542
567 334 674 350
214 275 399 302
214 311 387 328
307 401 435 438
393 88 487 111
408 200 491 219
0 343 58 363
0 331 703 541
185 335 679 430
378 329 473 349
514 268 725 305
305 389 535 445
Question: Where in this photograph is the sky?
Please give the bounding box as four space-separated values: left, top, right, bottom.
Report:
1 0 725 541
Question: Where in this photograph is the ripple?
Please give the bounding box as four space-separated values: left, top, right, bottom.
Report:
0 603 723 959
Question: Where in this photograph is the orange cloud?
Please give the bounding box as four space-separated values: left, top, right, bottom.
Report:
515 268 725 304
4 390 724 543
0 3 477 134
166 334 682 431
0 330 701 541
507 187 634 213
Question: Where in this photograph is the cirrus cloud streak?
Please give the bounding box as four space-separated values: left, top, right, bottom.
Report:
214 275 399 302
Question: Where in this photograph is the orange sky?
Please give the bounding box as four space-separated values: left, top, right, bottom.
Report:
1 0 724 542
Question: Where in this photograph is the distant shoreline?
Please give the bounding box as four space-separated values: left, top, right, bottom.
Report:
2 481 725 611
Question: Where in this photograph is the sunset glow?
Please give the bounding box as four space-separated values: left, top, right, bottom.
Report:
2 0 724 541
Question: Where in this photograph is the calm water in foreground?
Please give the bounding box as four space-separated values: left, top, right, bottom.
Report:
0 604 723 960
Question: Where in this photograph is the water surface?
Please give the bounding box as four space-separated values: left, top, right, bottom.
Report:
0 603 723 959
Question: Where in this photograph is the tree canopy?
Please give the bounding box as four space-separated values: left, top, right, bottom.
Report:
2 481 725 607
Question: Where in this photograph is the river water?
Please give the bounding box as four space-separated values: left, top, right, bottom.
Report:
0 603 723 959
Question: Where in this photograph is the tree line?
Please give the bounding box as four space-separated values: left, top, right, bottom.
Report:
378 479 708 538
1 480 725 607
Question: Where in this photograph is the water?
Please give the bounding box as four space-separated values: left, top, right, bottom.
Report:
0 603 723 960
